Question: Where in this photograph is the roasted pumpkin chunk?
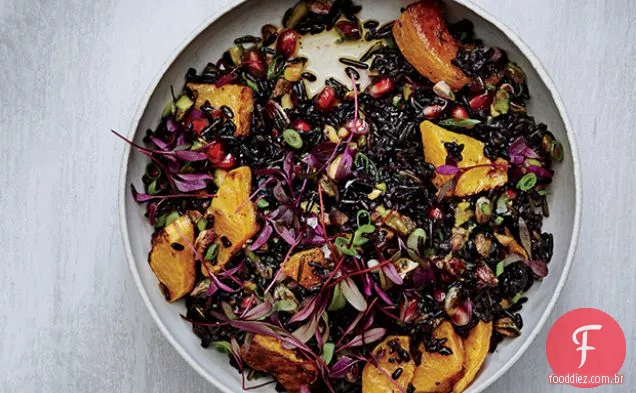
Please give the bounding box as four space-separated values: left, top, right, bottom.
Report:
420 120 508 197
205 166 259 274
186 83 254 137
243 335 318 393
148 215 196 302
393 1 470 90
282 248 328 289
363 336 416 393
412 321 465 393
453 321 493 393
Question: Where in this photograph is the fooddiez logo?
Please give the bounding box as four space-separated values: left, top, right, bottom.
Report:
546 308 626 388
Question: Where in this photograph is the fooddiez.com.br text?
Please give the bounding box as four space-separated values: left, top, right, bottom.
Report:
548 373 624 385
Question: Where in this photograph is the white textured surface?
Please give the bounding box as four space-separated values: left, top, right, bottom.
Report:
0 0 633 392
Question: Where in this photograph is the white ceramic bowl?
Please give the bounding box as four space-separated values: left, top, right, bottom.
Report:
119 1 581 392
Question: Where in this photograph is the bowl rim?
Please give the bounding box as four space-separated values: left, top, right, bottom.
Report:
118 1 582 392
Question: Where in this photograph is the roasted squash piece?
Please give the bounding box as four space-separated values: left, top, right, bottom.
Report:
420 121 508 197
363 336 416 393
186 83 254 137
412 321 465 393
453 321 493 393
282 248 327 289
243 335 318 393
393 1 470 90
148 215 196 302
204 166 259 275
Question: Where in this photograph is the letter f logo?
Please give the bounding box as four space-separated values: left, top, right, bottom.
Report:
572 325 602 368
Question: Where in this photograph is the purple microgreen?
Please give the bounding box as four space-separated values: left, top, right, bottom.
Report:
242 299 274 321
283 152 295 180
435 164 460 176
333 147 355 181
269 220 298 246
329 356 360 379
289 296 319 324
172 173 214 192
337 327 386 352
335 311 364 347
272 181 293 205
235 177 275 214
381 262 403 285
147 202 159 225
172 149 208 161
523 259 549 278
221 301 238 320
249 223 273 251
292 315 320 343
526 165 553 178
373 282 394 305
150 135 169 150
340 278 367 311
264 233 304 294
509 137 540 165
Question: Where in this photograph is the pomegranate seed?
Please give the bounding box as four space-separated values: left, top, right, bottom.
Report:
434 289 446 303
215 153 236 169
505 189 517 200
469 92 493 111
423 104 446 120
291 119 311 133
206 141 226 164
428 206 443 221
335 20 362 41
368 77 395 99
190 118 209 135
450 105 469 119
244 49 266 78
276 29 299 58
307 0 333 15
315 86 337 112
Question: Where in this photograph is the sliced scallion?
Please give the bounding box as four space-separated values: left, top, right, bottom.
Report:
204 244 219 261
517 173 538 191
283 129 303 149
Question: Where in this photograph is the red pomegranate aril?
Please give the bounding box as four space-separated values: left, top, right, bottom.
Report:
292 119 311 133
215 153 237 169
206 141 226 164
307 0 333 14
276 29 300 58
505 189 517 200
434 288 446 303
469 92 493 111
450 105 469 119
368 77 395 98
335 20 362 41
428 206 443 221
423 104 445 120
244 49 266 78
191 118 209 135
315 86 337 112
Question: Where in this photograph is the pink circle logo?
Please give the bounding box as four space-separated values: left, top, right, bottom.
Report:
546 308 626 388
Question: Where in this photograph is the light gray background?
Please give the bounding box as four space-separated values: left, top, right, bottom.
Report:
0 0 633 392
